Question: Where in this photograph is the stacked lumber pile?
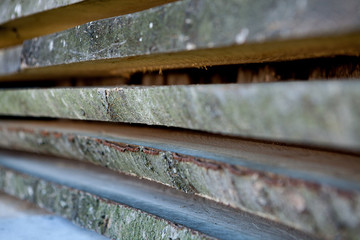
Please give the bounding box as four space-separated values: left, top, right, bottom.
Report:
0 0 359 239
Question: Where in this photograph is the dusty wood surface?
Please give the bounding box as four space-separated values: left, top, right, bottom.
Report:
0 151 316 240
1 0 360 80
0 0 177 48
0 0 81 23
0 120 358 238
0 193 109 240
0 81 360 150
0 46 22 75
0 120 359 188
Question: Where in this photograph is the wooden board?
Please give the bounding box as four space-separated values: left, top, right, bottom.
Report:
0 0 177 48
0 81 360 150
1 0 360 80
0 120 359 187
0 120 359 238
0 194 109 240
0 151 314 240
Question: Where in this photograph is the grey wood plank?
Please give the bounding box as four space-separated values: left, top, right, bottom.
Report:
0 0 177 48
0 0 360 80
0 81 359 150
0 120 359 238
0 0 81 24
0 194 109 240
0 151 316 240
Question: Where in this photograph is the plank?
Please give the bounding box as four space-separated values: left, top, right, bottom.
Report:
0 0 81 23
0 120 359 238
1 0 360 81
0 120 359 188
0 151 314 240
0 81 360 150
0 194 108 240
0 0 177 48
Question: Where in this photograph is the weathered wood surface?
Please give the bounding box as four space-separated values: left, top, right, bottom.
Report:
0 120 359 238
0 0 177 48
0 120 359 189
0 46 22 75
0 81 360 149
1 0 360 80
0 0 81 23
0 151 315 240
0 194 109 240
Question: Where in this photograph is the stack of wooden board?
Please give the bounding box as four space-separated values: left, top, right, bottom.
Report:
0 0 359 239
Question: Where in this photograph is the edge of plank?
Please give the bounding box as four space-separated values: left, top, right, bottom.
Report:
0 151 314 240
0 120 359 238
0 81 359 150
0 0 178 48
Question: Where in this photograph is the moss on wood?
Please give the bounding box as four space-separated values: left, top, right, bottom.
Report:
0 126 360 239
0 82 359 149
0 169 209 240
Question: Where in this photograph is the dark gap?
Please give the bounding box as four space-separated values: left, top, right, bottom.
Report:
5 55 360 87
0 56 359 89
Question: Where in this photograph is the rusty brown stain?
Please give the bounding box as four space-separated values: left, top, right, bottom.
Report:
95 138 104 144
94 138 140 152
22 128 35 134
52 132 63 139
125 144 140 152
225 164 259 177
263 175 290 188
67 134 75 142
172 152 193 162
172 153 221 170
193 158 221 171
6 127 35 134
100 139 127 152
39 130 50 137
6 127 20 132
142 147 160 155
301 180 321 192
334 188 355 200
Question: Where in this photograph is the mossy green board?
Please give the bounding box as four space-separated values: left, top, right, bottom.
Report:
0 152 315 239
0 81 359 149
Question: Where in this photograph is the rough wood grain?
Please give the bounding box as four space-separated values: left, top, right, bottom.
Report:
0 151 315 240
0 0 81 23
0 81 360 149
0 194 109 240
0 120 359 188
0 0 177 48
0 120 359 238
1 0 360 80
